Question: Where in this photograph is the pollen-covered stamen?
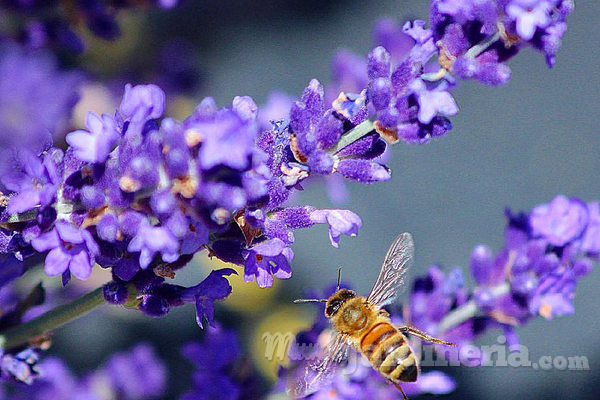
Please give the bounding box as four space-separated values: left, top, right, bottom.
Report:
289 134 308 163
184 128 203 147
211 207 230 225
171 175 197 198
280 163 309 187
436 41 456 72
497 22 520 48
374 121 399 144
119 176 142 192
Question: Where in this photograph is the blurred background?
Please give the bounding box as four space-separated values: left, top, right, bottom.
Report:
9 0 599 398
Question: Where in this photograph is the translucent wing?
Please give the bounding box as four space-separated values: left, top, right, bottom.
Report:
287 330 350 398
366 232 414 307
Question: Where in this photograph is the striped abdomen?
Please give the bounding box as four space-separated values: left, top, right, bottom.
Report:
359 322 418 382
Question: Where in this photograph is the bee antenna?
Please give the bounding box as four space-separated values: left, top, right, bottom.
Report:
336 267 342 291
293 298 328 304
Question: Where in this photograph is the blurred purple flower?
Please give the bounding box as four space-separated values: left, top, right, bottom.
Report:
529 195 588 246
0 44 81 179
506 0 553 41
105 344 167 399
180 325 242 400
120 84 166 124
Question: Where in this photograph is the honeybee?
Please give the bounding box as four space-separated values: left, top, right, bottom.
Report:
291 233 455 399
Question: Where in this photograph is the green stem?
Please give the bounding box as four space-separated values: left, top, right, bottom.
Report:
328 119 376 155
0 286 106 351
437 282 510 333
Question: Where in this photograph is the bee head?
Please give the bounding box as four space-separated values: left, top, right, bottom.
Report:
324 288 356 318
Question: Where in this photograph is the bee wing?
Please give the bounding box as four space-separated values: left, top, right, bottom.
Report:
366 232 414 307
287 331 351 398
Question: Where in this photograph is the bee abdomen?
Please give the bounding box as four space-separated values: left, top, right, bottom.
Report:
360 324 418 383
359 322 396 361
386 349 418 382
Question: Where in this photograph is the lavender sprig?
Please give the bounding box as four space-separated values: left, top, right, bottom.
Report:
0 0 578 367
279 194 596 398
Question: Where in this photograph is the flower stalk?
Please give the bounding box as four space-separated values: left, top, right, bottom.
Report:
437 282 510 333
0 286 106 351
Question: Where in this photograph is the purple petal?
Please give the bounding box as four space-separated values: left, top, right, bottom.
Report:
31 228 60 252
44 247 70 276
68 249 92 280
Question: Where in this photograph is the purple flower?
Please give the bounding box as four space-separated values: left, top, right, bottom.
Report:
409 265 472 343
127 218 179 269
104 344 167 399
13 344 167 399
1 150 61 214
581 202 600 254
180 268 236 328
243 238 293 288
119 84 166 123
66 112 120 163
0 348 40 384
529 195 589 246
506 0 553 41
181 325 243 400
191 105 258 171
409 79 459 124
31 220 99 280
309 209 362 248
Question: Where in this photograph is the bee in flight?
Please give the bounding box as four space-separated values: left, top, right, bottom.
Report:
291 233 455 399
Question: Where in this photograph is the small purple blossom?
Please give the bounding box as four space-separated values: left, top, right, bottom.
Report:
409 79 459 124
243 238 293 288
529 195 589 246
31 220 99 280
105 344 167 399
180 268 236 328
66 112 120 163
180 325 246 400
1 150 61 214
506 0 554 41
127 218 179 269
309 209 362 248
119 84 166 124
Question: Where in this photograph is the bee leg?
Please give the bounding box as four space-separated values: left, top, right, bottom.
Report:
398 325 456 347
390 380 409 400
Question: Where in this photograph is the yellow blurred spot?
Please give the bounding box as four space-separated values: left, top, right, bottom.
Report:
168 95 197 120
73 84 117 128
250 305 313 381
539 303 552 319
81 12 146 76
